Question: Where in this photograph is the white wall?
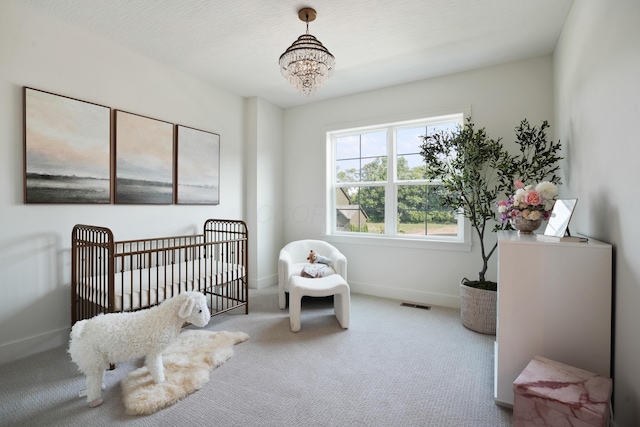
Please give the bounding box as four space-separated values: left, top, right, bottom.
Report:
0 1 246 364
554 1 640 424
283 56 555 308
245 97 284 289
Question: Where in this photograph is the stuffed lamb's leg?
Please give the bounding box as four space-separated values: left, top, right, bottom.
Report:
146 353 165 383
84 369 105 407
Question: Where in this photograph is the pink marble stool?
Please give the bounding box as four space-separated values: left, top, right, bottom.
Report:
513 356 612 427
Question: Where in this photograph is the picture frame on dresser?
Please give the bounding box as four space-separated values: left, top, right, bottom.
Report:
23 87 111 204
114 110 174 204
174 125 220 205
543 199 578 237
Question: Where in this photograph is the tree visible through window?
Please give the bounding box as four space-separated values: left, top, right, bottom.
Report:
330 113 464 239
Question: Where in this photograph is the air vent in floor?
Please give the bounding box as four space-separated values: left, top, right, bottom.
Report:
401 302 431 310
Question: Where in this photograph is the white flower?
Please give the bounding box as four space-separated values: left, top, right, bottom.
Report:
498 205 507 213
514 189 526 203
535 181 558 200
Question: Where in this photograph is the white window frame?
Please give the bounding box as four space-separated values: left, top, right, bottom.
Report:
325 109 472 251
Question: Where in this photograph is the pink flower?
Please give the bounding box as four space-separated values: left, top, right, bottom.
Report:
514 180 524 189
497 200 507 206
524 190 541 206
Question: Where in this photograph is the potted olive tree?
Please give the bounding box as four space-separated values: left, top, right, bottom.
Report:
420 118 562 334
420 119 503 334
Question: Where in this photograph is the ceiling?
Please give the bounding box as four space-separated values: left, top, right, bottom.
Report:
23 0 573 109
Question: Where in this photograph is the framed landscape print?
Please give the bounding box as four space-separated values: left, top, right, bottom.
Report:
175 125 220 205
23 87 111 203
115 110 174 204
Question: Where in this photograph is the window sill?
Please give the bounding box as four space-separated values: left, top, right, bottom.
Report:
324 233 472 252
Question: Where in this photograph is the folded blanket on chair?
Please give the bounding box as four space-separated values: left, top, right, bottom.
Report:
301 264 335 278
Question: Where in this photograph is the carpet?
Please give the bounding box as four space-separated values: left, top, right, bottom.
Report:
121 330 249 415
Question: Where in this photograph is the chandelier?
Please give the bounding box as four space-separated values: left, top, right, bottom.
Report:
279 8 335 97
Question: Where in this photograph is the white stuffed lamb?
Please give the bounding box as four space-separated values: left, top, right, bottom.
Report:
68 291 211 408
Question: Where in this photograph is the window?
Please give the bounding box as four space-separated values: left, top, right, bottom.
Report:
329 113 465 241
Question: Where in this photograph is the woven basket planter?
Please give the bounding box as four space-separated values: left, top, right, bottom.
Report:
460 281 497 335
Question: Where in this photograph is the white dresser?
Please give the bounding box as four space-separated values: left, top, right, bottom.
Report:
494 231 612 407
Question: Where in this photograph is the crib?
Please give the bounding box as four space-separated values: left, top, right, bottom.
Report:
71 219 248 324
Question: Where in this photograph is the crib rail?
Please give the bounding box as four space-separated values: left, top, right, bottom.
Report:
204 219 249 315
71 225 115 323
71 219 248 324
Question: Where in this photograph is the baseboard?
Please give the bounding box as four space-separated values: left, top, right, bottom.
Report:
0 327 70 366
249 273 277 290
349 281 460 309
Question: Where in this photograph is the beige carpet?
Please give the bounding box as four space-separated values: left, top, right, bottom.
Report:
121 330 249 415
0 286 513 426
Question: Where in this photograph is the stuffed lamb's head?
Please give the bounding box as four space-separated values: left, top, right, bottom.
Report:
177 292 211 327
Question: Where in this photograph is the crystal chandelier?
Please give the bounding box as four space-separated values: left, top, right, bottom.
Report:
279 8 335 97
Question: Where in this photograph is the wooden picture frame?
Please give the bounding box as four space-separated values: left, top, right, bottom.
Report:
23 87 111 204
115 110 174 204
175 125 220 205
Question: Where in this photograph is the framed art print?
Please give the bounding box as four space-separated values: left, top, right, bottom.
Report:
175 125 220 205
24 87 111 203
115 110 174 204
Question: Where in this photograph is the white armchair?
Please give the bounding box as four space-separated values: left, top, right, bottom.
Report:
278 240 347 309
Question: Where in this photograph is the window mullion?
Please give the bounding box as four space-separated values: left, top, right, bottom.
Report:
385 127 396 236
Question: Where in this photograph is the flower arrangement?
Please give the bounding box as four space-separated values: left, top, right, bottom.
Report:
497 180 558 223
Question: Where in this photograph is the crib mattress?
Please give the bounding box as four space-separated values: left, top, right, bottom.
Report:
76 260 245 312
